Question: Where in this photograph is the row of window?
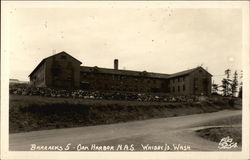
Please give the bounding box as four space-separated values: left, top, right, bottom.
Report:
172 85 185 93
81 73 158 84
170 76 186 84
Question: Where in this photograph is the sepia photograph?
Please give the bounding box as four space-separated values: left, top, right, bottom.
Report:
1 1 249 160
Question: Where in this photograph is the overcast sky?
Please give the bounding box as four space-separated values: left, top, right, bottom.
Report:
3 5 242 84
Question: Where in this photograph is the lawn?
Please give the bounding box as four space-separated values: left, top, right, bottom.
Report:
9 95 240 133
196 115 242 145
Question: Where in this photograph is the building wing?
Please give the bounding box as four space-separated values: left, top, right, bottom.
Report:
81 66 170 79
29 51 82 77
167 66 212 79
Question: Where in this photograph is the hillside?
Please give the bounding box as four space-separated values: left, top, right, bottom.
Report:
9 95 241 133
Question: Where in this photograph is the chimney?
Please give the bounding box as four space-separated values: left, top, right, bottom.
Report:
114 59 118 70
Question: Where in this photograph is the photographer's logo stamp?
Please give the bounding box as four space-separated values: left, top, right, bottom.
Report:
218 136 238 149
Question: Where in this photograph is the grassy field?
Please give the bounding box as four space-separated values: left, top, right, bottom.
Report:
10 95 240 133
197 115 241 126
196 115 242 145
196 127 242 145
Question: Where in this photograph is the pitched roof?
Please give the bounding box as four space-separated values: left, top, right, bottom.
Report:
167 66 212 78
28 51 82 77
81 66 212 79
29 51 212 79
81 66 170 79
167 68 197 78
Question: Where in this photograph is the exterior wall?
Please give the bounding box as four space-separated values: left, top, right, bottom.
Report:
30 63 46 87
29 53 212 95
185 76 192 95
45 53 81 88
188 69 212 95
80 71 168 93
167 69 212 96
168 75 189 95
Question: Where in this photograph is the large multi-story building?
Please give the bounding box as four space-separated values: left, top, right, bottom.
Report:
29 51 212 95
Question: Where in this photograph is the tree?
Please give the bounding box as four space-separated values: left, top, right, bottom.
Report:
221 69 232 96
238 70 243 98
231 71 238 97
238 86 242 98
225 69 231 79
221 78 231 96
212 82 219 95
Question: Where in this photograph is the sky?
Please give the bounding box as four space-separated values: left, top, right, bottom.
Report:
3 4 243 85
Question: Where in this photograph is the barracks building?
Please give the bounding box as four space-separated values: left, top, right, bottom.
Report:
29 51 212 95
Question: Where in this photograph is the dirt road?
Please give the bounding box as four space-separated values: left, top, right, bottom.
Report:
9 110 241 151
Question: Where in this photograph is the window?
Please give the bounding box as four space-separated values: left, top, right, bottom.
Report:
178 77 180 82
183 76 185 81
178 86 180 92
54 76 59 80
67 74 72 80
183 85 185 91
61 55 67 59
172 87 175 92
